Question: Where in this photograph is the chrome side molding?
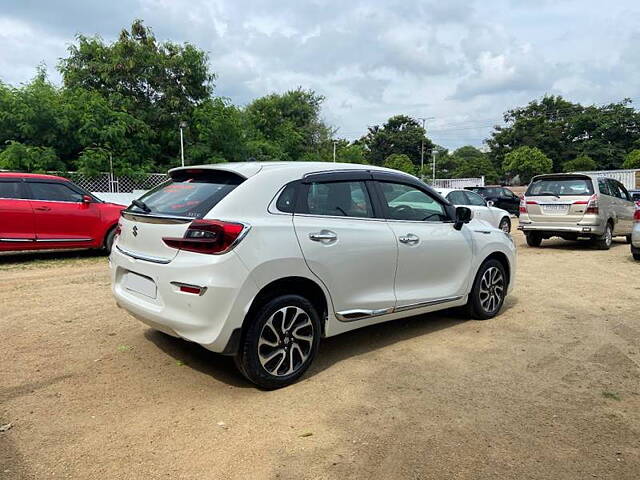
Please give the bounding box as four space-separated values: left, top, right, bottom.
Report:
336 296 463 322
115 245 172 264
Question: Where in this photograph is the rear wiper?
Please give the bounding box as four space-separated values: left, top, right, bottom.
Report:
131 199 151 213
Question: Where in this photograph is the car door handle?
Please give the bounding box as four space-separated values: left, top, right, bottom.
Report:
399 233 419 244
34 206 51 212
309 230 337 242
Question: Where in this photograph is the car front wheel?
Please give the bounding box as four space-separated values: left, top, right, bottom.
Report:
464 259 507 320
235 295 321 389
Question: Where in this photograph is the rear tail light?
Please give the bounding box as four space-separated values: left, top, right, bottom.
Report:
520 198 537 213
634 209 640 223
585 194 599 214
114 222 122 236
163 219 248 254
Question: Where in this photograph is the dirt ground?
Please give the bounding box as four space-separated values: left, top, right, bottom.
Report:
1 225 639 480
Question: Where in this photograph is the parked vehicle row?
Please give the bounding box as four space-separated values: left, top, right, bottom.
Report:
0 173 123 253
464 186 521 216
518 174 636 250
109 162 516 388
437 188 512 233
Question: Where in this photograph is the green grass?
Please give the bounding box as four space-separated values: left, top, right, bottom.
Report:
602 391 621 401
0 251 106 271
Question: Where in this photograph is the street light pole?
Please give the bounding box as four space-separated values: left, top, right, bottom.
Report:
417 117 434 179
333 140 337 162
179 121 187 167
432 149 436 183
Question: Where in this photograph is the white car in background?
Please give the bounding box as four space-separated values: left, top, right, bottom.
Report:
437 188 513 233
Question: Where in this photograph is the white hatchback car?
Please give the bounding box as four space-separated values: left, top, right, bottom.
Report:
110 162 516 388
437 188 512 233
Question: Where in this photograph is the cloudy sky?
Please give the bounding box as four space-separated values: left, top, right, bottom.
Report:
1 0 639 149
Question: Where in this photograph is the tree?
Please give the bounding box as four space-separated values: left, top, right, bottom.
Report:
384 153 415 175
360 115 434 167
335 141 367 164
622 149 640 169
0 141 64 172
245 88 333 162
487 95 640 172
503 146 552 184
562 155 597 172
59 20 214 168
450 146 499 183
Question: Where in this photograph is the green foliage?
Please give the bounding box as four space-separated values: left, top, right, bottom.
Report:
384 153 415 175
335 141 367 164
562 155 597 172
450 146 499 183
360 115 434 167
487 95 640 173
622 150 640 169
503 146 552 183
0 141 64 172
245 88 332 162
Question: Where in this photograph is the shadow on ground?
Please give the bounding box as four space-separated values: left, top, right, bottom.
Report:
143 295 518 388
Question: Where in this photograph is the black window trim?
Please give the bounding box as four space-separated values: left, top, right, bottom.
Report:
23 179 103 204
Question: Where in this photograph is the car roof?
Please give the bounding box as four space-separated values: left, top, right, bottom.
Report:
0 172 67 181
436 188 466 195
169 161 411 180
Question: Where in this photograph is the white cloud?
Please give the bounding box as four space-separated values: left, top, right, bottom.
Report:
1 0 640 148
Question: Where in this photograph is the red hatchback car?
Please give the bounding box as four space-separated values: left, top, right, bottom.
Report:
0 173 124 253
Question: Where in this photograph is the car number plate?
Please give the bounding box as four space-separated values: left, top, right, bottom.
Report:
542 204 569 214
123 272 157 299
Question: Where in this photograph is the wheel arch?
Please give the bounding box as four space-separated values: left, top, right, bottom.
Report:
481 251 511 288
244 276 329 336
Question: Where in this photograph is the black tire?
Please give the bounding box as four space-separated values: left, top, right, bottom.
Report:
235 294 321 389
593 223 613 250
463 259 507 320
104 227 117 254
632 246 640 261
625 234 632 244
498 217 511 233
525 232 542 247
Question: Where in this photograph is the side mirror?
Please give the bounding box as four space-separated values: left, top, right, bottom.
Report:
454 206 472 230
82 194 93 203
487 200 495 207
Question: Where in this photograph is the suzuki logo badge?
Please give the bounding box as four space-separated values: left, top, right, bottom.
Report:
132 225 138 237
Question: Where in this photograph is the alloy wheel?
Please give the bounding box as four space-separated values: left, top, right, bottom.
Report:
257 306 314 377
478 266 504 314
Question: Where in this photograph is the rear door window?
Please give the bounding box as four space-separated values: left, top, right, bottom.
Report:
598 178 611 196
0 181 28 199
129 170 244 218
464 191 487 206
302 181 373 218
446 191 468 205
526 178 594 196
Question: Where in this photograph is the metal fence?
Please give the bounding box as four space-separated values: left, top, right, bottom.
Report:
53 172 169 193
431 176 485 189
572 169 640 190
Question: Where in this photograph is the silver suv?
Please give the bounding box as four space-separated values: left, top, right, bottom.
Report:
518 174 636 249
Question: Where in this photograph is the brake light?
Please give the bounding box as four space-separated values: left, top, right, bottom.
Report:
520 198 537 213
634 209 640 222
585 194 599 214
114 222 122 236
163 220 248 254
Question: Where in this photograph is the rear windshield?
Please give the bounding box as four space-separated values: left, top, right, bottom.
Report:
526 177 594 197
467 187 501 197
128 169 244 218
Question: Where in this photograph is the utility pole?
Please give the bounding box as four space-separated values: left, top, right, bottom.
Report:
432 149 437 183
179 121 187 167
333 140 337 162
417 117 434 179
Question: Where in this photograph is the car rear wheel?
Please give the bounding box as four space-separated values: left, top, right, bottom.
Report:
593 223 613 250
104 227 117 254
625 234 632 244
235 295 320 389
463 259 507 320
498 217 511 233
525 232 542 247
632 246 640 261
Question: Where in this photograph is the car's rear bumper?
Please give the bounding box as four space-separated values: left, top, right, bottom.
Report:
632 223 640 248
109 243 257 353
518 222 605 236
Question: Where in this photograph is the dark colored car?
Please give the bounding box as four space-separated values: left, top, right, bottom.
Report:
0 172 124 253
465 186 520 216
629 189 640 207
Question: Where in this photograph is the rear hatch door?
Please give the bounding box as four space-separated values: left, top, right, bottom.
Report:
116 168 246 263
525 175 593 223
